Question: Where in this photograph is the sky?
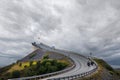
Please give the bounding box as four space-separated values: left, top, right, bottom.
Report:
0 0 120 68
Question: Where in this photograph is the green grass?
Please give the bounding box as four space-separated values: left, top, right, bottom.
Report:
94 58 114 71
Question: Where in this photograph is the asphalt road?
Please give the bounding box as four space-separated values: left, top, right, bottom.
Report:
35 43 96 80
41 51 96 80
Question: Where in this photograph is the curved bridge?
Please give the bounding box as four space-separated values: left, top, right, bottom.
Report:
41 51 97 80
8 43 98 80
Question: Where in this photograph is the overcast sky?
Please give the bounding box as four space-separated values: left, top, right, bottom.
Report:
0 0 120 67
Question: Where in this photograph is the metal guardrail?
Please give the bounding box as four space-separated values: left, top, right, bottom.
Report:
48 68 98 80
8 56 76 80
8 57 98 80
47 62 98 80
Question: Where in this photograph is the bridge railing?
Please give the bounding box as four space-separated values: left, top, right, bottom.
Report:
47 63 98 80
8 57 98 80
8 56 76 80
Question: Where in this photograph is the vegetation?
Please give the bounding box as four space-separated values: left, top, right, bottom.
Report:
43 54 49 59
94 58 114 71
19 63 22 67
29 61 33 66
11 70 20 78
20 57 68 77
0 63 14 76
29 53 36 59
0 55 69 79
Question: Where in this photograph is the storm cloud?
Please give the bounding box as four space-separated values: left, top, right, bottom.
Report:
0 0 120 67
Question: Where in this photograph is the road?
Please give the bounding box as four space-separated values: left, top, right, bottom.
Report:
35 43 97 80
41 51 96 80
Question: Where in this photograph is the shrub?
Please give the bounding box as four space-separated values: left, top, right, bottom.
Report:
0 78 4 80
11 70 20 78
24 65 27 68
29 61 33 66
109 71 114 75
16 60 19 64
51 59 57 65
19 63 22 67
23 59 68 76
43 55 49 59
57 62 68 70
2 58 68 78
29 53 36 59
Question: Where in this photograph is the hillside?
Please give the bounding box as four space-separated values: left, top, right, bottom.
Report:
19 48 67 62
78 58 120 80
19 49 46 62
0 49 71 80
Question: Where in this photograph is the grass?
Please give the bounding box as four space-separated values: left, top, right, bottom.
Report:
7 61 37 73
58 58 72 67
7 65 23 72
94 58 114 71
0 64 14 76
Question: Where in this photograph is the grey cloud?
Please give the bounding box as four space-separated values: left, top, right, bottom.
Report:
0 0 120 67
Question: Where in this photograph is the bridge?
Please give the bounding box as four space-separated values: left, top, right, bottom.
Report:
8 42 98 80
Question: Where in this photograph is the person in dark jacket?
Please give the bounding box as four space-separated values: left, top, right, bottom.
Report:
87 62 90 67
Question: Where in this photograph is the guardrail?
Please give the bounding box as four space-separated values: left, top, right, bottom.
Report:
8 57 98 80
47 61 98 80
8 56 76 80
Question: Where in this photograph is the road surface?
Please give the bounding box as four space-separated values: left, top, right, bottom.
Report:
41 51 96 80
35 43 97 80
